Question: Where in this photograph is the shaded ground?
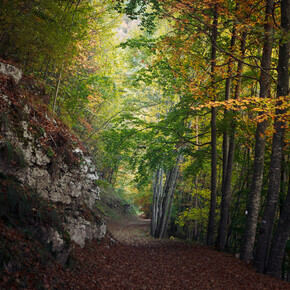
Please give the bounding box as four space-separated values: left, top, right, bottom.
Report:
1 217 289 289
106 217 154 245
98 217 289 289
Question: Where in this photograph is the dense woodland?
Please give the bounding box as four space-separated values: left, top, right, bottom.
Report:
0 0 289 281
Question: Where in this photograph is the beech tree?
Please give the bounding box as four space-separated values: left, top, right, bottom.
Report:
240 0 275 264
151 155 184 238
266 178 290 278
217 31 247 251
254 0 289 273
206 3 219 247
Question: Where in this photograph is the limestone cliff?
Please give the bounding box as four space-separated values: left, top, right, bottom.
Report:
0 62 106 266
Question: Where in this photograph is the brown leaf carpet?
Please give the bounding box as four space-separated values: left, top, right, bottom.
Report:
1 218 289 289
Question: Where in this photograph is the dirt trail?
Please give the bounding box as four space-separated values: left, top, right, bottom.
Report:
106 217 156 245
27 217 289 289
98 217 290 289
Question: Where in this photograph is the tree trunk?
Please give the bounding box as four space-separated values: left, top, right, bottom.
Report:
151 155 183 239
151 168 164 236
194 116 199 241
52 62 64 113
217 31 246 251
155 155 183 239
240 0 274 263
207 4 218 246
266 178 290 278
221 27 236 202
254 0 289 273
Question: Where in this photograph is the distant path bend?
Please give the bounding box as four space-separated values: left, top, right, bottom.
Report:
106 217 157 246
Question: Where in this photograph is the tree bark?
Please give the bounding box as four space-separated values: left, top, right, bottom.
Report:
254 0 289 273
207 4 218 246
217 31 246 251
52 62 64 113
155 155 183 239
194 116 199 241
151 168 164 236
240 0 274 263
151 155 183 239
266 178 290 278
221 27 236 203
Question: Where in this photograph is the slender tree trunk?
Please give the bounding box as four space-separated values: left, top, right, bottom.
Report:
227 163 252 250
155 155 183 239
240 0 274 263
221 27 236 202
151 168 164 236
266 178 290 278
254 0 289 273
52 62 64 113
194 116 199 241
161 187 176 238
207 4 218 246
218 125 236 250
217 32 247 251
194 186 199 241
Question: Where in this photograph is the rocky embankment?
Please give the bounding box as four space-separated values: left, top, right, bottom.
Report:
0 61 106 267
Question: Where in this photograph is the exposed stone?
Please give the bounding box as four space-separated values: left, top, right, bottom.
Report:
28 224 71 266
34 147 50 166
95 219 107 239
110 237 117 246
21 121 33 140
0 94 11 106
25 167 51 190
23 104 31 115
49 184 72 204
70 182 82 198
65 216 106 248
0 79 106 251
85 187 101 209
0 61 22 83
66 216 89 248
47 229 71 266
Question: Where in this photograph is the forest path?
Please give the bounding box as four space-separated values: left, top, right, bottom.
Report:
81 217 289 289
106 216 157 246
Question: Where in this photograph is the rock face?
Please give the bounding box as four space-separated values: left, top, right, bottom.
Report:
0 64 106 264
0 61 22 83
28 224 72 266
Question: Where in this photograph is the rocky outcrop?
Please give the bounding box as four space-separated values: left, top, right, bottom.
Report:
66 216 106 248
0 61 22 83
0 64 106 264
28 224 71 266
